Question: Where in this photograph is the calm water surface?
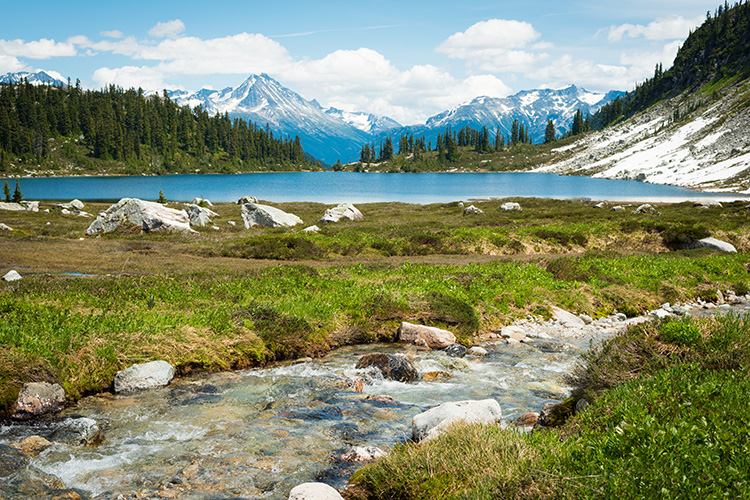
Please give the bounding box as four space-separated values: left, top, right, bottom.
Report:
5 172 745 203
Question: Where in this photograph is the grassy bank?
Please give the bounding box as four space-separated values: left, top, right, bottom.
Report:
1 198 750 415
348 315 750 499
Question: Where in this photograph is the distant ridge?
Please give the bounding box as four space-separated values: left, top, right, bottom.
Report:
0 71 66 87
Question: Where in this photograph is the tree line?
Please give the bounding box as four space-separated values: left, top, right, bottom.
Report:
0 80 315 173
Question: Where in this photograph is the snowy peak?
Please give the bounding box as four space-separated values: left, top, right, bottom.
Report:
325 107 401 135
0 71 66 87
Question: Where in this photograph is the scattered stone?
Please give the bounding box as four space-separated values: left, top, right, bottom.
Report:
578 314 593 324
632 203 660 215
190 197 213 207
184 204 219 227
303 225 320 233
512 412 539 427
693 200 722 208
574 398 589 415
397 322 456 349
50 417 102 446
10 382 66 420
536 398 576 428
444 343 467 358
365 395 395 404
610 205 624 211
463 204 484 215
86 198 196 235
3 270 21 282
241 202 303 229
236 196 258 205
355 353 418 382
422 371 453 382
114 360 175 393
61 208 71 215
69 199 85 210
613 313 627 322
0 222 12 231
651 309 672 319
319 203 364 223
9 436 53 457
457 202 464 208
340 446 386 462
438 356 471 372
500 325 527 342
467 346 488 356
0 202 26 211
551 307 586 328
412 399 502 442
689 237 737 253
20 201 39 212
227 220 236 226
288 482 344 500
593 202 607 209
500 202 522 211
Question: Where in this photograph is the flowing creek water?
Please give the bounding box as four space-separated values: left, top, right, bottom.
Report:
3 301 748 499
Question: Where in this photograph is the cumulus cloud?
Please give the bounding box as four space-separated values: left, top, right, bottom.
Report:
0 55 28 74
0 38 76 59
100 30 124 39
148 19 186 39
93 65 171 90
606 15 703 42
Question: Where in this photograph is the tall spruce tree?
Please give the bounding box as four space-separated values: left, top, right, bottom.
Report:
544 119 556 143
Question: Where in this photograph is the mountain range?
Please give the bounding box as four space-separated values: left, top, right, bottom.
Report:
0 71 65 87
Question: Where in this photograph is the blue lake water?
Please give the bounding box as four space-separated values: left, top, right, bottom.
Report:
4 172 745 204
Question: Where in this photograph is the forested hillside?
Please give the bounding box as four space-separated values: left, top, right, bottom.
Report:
593 0 750 129
0 81 318 176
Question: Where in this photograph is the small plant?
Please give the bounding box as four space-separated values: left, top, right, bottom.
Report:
659 319 702 346
157 189 167 204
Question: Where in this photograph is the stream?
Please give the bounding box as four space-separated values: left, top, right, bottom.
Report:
0 333 600 499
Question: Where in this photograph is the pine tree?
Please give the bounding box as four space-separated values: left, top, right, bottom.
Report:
544 119 556 144
12 179 22 203
571 109 584 136
511 119 520 145
157 189 167 204
3 180 10 202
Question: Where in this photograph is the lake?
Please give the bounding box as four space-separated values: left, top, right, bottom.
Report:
4 172 745 204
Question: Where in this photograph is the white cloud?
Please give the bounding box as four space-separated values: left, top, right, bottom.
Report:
0 38 76 59
148 19 186 39
93 65 170 90
100 30 124 39
437 19 541 57
0 55 28 74
606 15 703 42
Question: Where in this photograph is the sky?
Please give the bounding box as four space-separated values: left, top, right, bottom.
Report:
0 0 722 125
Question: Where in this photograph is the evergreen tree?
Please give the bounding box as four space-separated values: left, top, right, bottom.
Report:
571 109 584 136
157 189 167 204
3 180 10 202
544 119 556 143
12 179 22 203
511 119 520 145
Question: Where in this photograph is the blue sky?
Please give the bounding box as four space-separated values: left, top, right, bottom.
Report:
1 0 720 124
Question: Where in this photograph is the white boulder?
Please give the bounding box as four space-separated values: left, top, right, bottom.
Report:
69 199 85 210
288 483 343 500
303 225 320 233
0 223 12 231
340 446 386 462
551 307 586 328
11 382 66 420
114 360 175 393
412 399 502 442
20 201 39 212
184 204 219 227
463 205 484 215
3 270 21 282
397 322 456 349
320 203 364 223
692 237 737 253
0 202 25 211
500 202 522 211
190 197 213 207
237 196 258 205
86 198 196 235
241 203 302 229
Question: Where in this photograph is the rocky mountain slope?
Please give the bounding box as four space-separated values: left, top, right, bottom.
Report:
0 71 65 87
536 81 750 193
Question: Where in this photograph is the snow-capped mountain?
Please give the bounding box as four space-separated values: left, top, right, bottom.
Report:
324 107 401 135
0 71 66 87
167 74 385 164
414 85 625 144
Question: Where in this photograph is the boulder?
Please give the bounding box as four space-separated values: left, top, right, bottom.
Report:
237 196 258 205
0 202 25 211
0 223 12 231
536 398 576 428
114 360 175 393
303 225 320 233
500 202 522 211
512 412 539 427
69 199 85 210
632 203 660 215
10 382 66 420
463 205 483 215
551 307 586 328
412 399 502 442
50 417 102 446
319 203 364 223
190 197 213 207
500 325 527 342
438 356 471 371
3 270 21 282
241 202 303 229
9 436 53 457
86 198 196 235
397 322 456 349
693 201 722 208
20 201 39 212
288 482 343 500
422 371 453 382
355 353 418 382
593 202 607 209
340 446 386 462
690 237 737 253
444 343 467 358
467 346 488 356
610 205 625 211
184 204 219 227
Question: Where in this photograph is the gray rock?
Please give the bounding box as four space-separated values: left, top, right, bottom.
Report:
412 399 502 442
9 436 53 457
610 205 625 211
20 201 39 212
184 204 219 227
11 382 66 420
463 204 484 215
651 309 672 319
50 417 102 446
3 270 21 282
693 201 722 208
444 343 467 358
578 314 593 324
632 203 660 215
593 202 607 209
114 360 175 393
500 202 522 211
190 197 213 207
0 202 25 211
397 322 456 349
288 482 343 500
467 346 488 356
551 307 586 328
86 198 196 235
0 222 11 231
501 325 527 341
613 313 627 322
355 353 418 382
236 196 258 205
69 199 85 210
340 446 386 462
691 237 737 253
319 203 363 223
241 202 302 229
303 225 320 233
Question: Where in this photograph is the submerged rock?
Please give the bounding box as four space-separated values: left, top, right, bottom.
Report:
50 417 102 446
9 436 53 457
288 482 343 500
340 446 386 462
319 203 364 223
397 322 456 349
86 198 195 235
444 343 467 358
467 346 488 356
114 360 175 393
241 202 303 229
422 371 453 382
355 353 418 382
512 412 540 427
10 382 66 420
412 399 502 442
